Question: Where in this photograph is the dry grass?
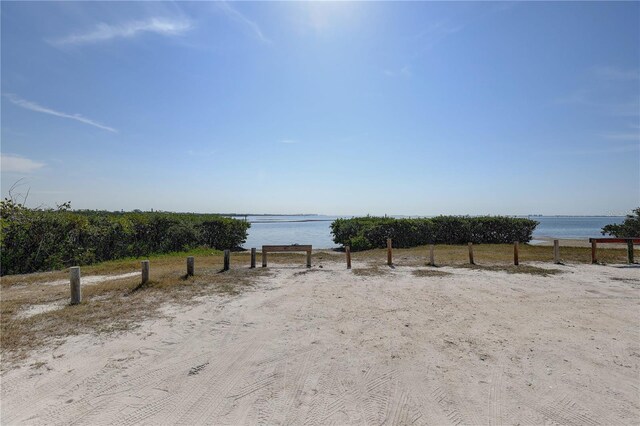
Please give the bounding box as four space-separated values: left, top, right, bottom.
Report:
351 265 391 277
454 264 563 276
1 256 271 366
1 243 634 366
348 244 635 266
411 269 452 278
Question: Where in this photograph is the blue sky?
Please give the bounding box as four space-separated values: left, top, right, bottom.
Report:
1 1 639 216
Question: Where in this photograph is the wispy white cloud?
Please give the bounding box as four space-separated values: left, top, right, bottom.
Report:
279 139 298 144
4 94 117 133
555 90 639 117
572 144 639 155
593 66 640 81
1 153 45 173
48 17 192 46
410 21 464 54
383 66 411 78
216 2 271 44
187 149 217 156
601 132 640 141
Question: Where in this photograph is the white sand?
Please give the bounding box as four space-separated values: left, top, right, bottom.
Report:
39 272 140 287
2 263 639 425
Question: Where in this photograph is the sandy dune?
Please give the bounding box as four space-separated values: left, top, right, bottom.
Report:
2 262 639 425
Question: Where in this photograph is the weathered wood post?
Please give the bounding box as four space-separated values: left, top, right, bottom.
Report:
187 256 194 276
262 250 267 268
70 266 81 305
514 242 519 266
468 242 475 265
591 240 597 264
429 244 435 266
346 246 351 269
628 240 635 264
250 248 256 268
223 250 230 271
387 238 393 266
553 240 560 264
141 260 149 284
306 249 312 268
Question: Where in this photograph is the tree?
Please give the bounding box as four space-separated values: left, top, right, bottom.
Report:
601 208 640 238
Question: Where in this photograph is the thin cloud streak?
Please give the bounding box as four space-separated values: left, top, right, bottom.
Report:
593 66 640 81
48 17 192 46
1 153 45 173
383 66 411 78
601 132 640 141
4 94 117 133
216 2 271 44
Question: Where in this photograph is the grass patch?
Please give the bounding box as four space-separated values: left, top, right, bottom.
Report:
0 260 270 367
411 269 452 278
293 268 328 277
349 244 634 266
455 264 563 276
351 265 391 277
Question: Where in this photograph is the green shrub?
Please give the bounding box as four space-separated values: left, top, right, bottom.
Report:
331 216 538 251
0 200 250 275
601 208 640 238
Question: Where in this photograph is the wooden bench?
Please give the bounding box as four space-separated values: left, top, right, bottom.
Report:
262 245 312 268
588 238 639 264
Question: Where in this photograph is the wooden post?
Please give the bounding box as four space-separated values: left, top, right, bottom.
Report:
141 260 149 284
70 266 81 305
250 248 256 268
628 241 634 264
262 250 267 267
223 249 230 271
387 238 392 266
591 240 597 264
346 246 351 269
187 256 194 276
429 244 435 266
306 249 312 268
468 242 475 265
514 242 519 266
553 239 560 264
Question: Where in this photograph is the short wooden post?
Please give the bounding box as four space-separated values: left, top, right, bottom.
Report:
591 240 597 264
429 244 435 266
262 250 267 267
223 249 230 271
468 242 475 265
387 238 393 266
250 248 256 268
141 260 149 284
553 239 560 264
306 249 312 268
70 266 81 305
628 241 634 264
187 256 194 276
345 246 352 269
514 242 519 266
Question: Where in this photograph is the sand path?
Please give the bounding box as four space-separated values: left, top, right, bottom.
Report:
2 263 639 425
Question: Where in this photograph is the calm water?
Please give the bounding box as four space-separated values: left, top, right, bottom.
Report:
239 215 625 249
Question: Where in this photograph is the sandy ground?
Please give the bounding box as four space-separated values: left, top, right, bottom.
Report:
2 262 639 425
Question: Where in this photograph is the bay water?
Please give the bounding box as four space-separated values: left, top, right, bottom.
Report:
240 215 625 249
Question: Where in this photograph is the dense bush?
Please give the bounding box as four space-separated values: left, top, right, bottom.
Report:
0 200 250 275
331 216 538 250
601 208 640 238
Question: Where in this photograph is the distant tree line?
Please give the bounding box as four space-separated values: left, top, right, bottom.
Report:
0 199 250 275
331 216 539 251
